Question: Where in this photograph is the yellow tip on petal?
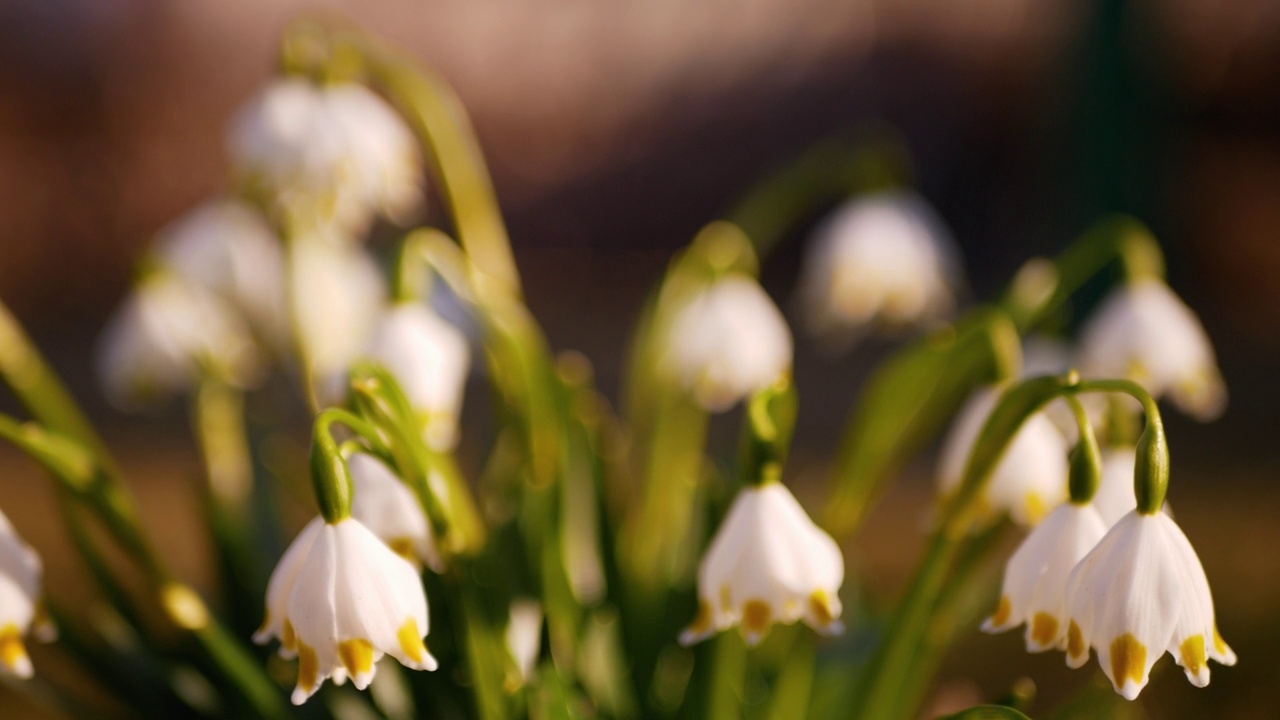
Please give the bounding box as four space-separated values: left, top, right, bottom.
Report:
719 585 733 614
741 600 772 645
679 601 714 645
1110 633 1148 694
282 620 297 653
398 618 429 666
388 537 417 562
809 590 836 627
0 625 32 678
1024 492 1049 525
1067 620 1087 662
1030 613 1059 649
295 642 320 702
339 638 376 683
990 596 1012 628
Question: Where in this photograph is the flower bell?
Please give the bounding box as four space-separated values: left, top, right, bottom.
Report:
0 508 53 678
1063 510 1236 699
1079 280 1226 421
937 386 1069 526
797 190 960 339
680 482 844 647
366 303 470 450
349 453 440 571
96 273 261 408
254 516 437 705
663 275 792 411
228 78 422 234
154 199 288 349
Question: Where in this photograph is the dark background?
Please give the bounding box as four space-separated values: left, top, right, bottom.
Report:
1 1 1278 717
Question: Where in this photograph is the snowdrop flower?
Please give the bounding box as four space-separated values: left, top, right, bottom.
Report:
983 502 1108 652
97 273 261 407
290 238 386 402
254 516 437 705
229 78 422 234
664 275 792 411
797 190 960 339
349 454 440 571
680 482 844 647
0 508 52 678
937 386 1069 526
367 303 470 450
154 199 288 349
1063 511 1235 700
1079 280 1226 421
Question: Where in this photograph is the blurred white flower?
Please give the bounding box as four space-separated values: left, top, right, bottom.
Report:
937 386 1069 526
1079 280 1226 421
664 275 792 412
97 274 261 407
0 507 53 678
797 190 960 340
983 502 1107 652
1064 511 1235 700
1019 335 1079 443
290 239 386 402
367 303 470 450
505 599 543 685
680 483 844 647
254 516 437 705
228 78 422 234
349 454 440 571
154 199 288 350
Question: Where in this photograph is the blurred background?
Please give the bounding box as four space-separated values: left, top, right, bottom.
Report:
1 0 1279 717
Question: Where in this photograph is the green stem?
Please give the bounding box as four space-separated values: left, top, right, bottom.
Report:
1065 394 1103 504
1074 379 1166 512
311 407 387 522
707 634 747 720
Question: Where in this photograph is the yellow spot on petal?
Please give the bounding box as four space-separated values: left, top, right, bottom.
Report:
1213 626 1230 655
809 590 836 628
742 600 772 636
0 625 29 673
339 638 375 678
1180 634 1206 676
685 601 713 637
388 537 417 562
1031 613 1059 647
720 585 732 613
297 642 319 694
282 620 297 653
1024 492 1048 524
398 618 428 664
1067 620 1086 660
1110 633 1148 689
990 596 1012 628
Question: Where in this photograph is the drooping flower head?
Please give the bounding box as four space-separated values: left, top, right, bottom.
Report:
680 483 844 647
0 507 53 678
366 302 470 451
349 453 440 571
797 190 961 340
983 502 1108 653
96 273 261 408
255 516 437 705
1079 280 1226 421
1063 510 1236 700
229 78 422 234
663 275 792 412
937 386 1069 526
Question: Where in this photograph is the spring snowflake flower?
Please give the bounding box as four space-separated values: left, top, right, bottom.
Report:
664 275 792 412
254 516 437 705
96 273 261 407
679 483 844 647
154 199 288 349
1063 511 1236 700
367 303 470 451
229 78 422 234
983 502 1108 652
0 508 53 678
349 454 440 571
1079 280 1226 421
937 386 1069 526
797 190 960 339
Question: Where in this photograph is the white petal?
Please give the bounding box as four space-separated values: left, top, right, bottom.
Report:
349 455 440 570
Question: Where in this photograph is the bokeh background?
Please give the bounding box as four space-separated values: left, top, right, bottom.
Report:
2 0 1279 717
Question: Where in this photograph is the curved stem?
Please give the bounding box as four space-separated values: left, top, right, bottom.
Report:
311 407 389 522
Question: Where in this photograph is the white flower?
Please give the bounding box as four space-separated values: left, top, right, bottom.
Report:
680 483 844 647
1063 511 1236 700
154 199 288 349
0 508 52 678
1019 336 1080 444
937 386 1069 526
505 599 543 685
663 275 792 411
254 516 437 705
349 454 440 571
797 190 960 338
97 274 261 407
290 238 386 402
367 303 470 450
228 78 422 234
983 502 1108 652
1079 280 1226 421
